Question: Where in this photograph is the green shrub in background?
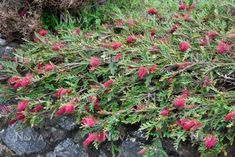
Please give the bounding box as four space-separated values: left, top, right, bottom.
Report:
1 0 235 156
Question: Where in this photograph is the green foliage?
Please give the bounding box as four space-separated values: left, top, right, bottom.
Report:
1 0 235 156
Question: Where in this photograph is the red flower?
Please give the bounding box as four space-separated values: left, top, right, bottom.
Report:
8 76 21 85
111 42 122 50
180 88 189 97
37 29 48 37
65 103 75 114
95 131 106 142
149 64 157 73
199 37 209 46
20 74 33 87
148 46 160 52
17 100 29 112
159 108 169 116
207 31 219 39
81 117 96 127
44 62 54 71
83 133 96 147
72 27 81 35
8 119 17 125
217 41 231 54
116 19 124 26
114 53 122 61
137 147 148 155
53 88 71 98
179 3 187 10
147 7 158 15
224 111 235 122
169 23 180 33
103 79 113 88
55 106 66 117
178 119 201 131
31 105 43 113
15 112 26 121
126 36 137 44
138 66 147 80
52 43 65 51
179 41 190 52
203 76 213 87
89 57 101 68
204 135 217 149
127 19 136 27
173 97 185 108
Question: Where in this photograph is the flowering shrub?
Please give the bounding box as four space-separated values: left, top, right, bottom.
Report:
1 0 235 156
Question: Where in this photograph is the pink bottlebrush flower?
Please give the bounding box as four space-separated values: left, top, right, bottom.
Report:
31 105 43 113
37 29 48 37
126 36 137 44
179 3 187 10
81 117 96 127
169 23 180 33
199 37 209 46
137 147 148 155
44 62 54 71
87 96 100 111
8 76 21 85
89 57 101 68
95 131 107 142
52 43 65 51
53 88 71 98
15 112 26 121
178 119 201 131
204 135 217 149
148 46 160 52
179 41 190 52
127 19 136 27
159 108 169 116
149 64 157 74
147 7 158 15
114 53 122 61
72 27 81 35
55 106 66 117
111 42 122 50
138 66 147 80
217 41 231 54
17 100 29 112
8 119 17 125
65 103 75 114
116 19 124 26
207 31 219 39
224 111 235 122
83 133 96 147
180 88 189 97
103 79 113 88
19 74 33 87
173 97 185 108
203 76 213 87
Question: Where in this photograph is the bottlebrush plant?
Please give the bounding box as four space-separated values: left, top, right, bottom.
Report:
1 0 235 156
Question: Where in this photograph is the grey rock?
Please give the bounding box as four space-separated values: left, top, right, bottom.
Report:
118 140 142 157
40 126 66 144
48 138 88 157
73 130 83 144
0 46 14 54
99 151 108 157
57 116 77 131
1 124 46 155
0 38 7 46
